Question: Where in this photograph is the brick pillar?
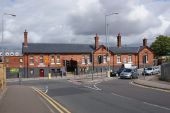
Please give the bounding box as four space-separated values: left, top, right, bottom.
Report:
24 30 28 47
94 33 99 50
117 33 121 48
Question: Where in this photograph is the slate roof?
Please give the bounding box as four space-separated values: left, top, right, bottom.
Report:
109 47 140 54
22 43 94 54
22 43 147 54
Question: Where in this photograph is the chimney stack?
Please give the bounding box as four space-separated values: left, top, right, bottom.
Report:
143 38 147 46
24 30 28 47
94 33 99 50
117 33 121 48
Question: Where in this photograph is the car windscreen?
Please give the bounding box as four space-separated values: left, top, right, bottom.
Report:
123 69 132 72
147 68 152 70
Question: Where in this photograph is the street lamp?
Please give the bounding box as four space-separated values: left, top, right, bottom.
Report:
105 12 118 76
1 13 16 62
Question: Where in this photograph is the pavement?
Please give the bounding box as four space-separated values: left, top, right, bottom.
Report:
0 85 55 113
133 75 170 91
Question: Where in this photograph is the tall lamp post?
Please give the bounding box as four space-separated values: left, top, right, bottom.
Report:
105 12 118 76
1 13 16 62
1 13 16 88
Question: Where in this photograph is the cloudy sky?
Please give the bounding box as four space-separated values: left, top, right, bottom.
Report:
0 0 170 49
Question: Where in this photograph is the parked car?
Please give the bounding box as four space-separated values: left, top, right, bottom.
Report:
110 70 118 77
120 68 139 79
142 67 160 75
153 66 160 74
117 68 125 76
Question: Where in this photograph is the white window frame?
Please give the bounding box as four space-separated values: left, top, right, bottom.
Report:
103 55 107 63
82 55 85 64
117 55 121 63
128 55 132 63
51 55 55 64
29 56 34 65
39 55 44 64
87 55 91 64
56 54 60 64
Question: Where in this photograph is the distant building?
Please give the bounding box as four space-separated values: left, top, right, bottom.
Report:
0 49 23 78
22 30 154 78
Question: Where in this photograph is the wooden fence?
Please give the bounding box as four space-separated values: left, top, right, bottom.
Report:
0 63 6 91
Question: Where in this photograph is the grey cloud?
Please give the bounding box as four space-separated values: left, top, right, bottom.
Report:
0 0 170 49
68 0 162 36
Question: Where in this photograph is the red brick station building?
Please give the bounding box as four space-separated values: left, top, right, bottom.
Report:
0 30 154 78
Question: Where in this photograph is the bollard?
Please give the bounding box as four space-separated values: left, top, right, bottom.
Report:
48 73 51 79
107 71 110 77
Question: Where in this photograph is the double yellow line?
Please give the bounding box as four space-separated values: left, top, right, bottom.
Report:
32 87 71 113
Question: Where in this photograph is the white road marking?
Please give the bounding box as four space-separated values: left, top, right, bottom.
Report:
112 92 134 100
112 92 170 111
84 85 102 91
143 102 170 111
93 85 102 91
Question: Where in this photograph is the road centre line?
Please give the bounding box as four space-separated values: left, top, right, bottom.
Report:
112 92 170 111
32 87 71 113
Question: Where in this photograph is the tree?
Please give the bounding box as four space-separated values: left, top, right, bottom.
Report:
151 35 170 57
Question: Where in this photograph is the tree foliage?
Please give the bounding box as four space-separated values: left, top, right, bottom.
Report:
151 35 170 57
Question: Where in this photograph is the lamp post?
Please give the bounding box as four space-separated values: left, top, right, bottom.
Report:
1 13 16 62
1 13 16 88
105 12 118 76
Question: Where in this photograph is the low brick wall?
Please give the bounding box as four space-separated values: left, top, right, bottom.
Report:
160 63 170 82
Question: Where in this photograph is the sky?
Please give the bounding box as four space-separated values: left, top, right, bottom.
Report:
0 0 170 49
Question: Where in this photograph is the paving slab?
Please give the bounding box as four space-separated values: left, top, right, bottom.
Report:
134 75 170 90
0 85 53 113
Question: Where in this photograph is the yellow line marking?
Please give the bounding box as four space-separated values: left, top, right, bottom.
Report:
130 81 170 93
35 88 71 113
33 88 64 113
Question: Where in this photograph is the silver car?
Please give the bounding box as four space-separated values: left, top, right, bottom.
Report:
143 67 160 75
120 68 139 79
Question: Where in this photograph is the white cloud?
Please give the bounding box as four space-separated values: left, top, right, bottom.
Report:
128 5 149 21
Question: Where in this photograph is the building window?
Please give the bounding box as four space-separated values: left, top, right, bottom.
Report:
19 58 23 63
29 56 34 65
87 55 91 64
128 55 132 63
40 56 44 63
5 58 9 63
103 55 107 63
51 55 55 64
56 55 60 64
82 55 85 64
117 55 121 63
143 54 148 64
98 55 103 64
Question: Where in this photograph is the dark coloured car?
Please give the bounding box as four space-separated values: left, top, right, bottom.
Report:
110 70 118 77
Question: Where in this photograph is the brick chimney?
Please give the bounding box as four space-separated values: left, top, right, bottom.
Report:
94 33 99 50
24 30 28 47
143 38 147 46
117 33 121 48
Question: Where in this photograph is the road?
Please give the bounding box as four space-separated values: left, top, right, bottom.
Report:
8 77 170 113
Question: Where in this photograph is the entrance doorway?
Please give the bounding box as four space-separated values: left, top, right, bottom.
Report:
64 60 78 74
39 69 44 77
